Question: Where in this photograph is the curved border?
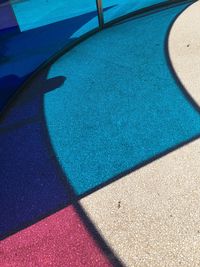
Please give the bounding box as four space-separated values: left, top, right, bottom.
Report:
0 0 195 120
166 0 200 113
76 0 200 200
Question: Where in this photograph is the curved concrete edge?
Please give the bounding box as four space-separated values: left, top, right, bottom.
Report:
168 0 200 107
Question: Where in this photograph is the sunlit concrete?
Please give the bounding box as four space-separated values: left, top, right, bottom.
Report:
81 137 200 266
169 0 200 107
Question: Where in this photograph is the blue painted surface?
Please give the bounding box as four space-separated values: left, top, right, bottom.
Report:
0 68 69 239
0 0 183 112
11 0 98 32
0 121 68 238
0 8 100 112
44 3 200 195
103 0 167 22
11 0 170 30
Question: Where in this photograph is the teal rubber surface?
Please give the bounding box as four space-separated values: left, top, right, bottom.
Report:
44 3 200 195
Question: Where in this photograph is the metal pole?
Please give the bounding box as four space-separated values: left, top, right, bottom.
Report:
96 0 104 29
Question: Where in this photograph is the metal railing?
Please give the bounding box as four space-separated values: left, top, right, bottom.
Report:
96 0 104 29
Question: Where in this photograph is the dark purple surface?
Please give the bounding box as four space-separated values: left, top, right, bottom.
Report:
0 1 18 30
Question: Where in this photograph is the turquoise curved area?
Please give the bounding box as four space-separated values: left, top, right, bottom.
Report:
44 3 200 195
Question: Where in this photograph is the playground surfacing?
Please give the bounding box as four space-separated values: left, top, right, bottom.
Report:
1 1 200 266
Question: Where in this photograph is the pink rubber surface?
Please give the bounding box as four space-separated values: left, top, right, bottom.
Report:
0 205 111 267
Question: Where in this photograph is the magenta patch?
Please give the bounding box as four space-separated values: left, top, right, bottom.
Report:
0 206 111 267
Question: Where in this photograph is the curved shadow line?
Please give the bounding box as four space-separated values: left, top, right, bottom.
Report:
0 70 125 265
0 28 99 121
77 0 200 200
40 92 125 267
78 134 200 200
166 1 200 114
39 2 197 265
0 0 193 120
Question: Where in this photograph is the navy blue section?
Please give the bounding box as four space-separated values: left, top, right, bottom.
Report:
0 6 114 239
0 25 20 39
0 67 70 239
0 10 98 113
0 121 69 239
0 75 25 110
0 72 66 127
